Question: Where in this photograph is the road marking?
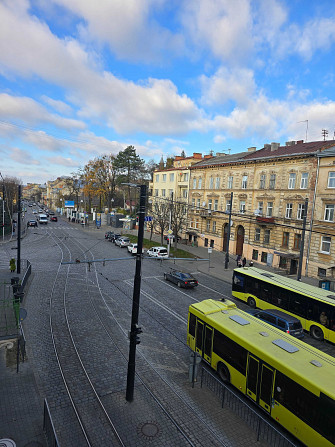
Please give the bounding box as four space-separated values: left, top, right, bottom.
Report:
154 277 199 302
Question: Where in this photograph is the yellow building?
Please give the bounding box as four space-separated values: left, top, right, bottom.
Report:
188 140 335 280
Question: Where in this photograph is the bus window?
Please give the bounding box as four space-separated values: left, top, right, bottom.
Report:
260 283 272 303
288 292 306 317
233 273 245 292
247 277 259 297
213 330 247 375
189 313 196 337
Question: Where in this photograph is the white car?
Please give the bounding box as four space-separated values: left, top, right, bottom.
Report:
127 243 144 254
147 246 169 258
115 237 130 247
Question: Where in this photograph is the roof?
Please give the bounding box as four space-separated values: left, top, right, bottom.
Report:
243 140 335 161
190 151 250 169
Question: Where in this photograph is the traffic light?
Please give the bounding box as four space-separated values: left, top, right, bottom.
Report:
134 324 142 345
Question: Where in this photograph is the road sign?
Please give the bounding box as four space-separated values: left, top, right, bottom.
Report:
168 229 173 235
208 247 213 254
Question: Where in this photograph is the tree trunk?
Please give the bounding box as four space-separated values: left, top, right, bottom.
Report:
150 223 153 241
160 230 164 245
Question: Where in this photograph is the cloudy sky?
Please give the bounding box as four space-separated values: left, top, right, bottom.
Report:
1 0 335 184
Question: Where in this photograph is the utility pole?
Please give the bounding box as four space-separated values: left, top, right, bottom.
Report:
126 183 146 402
17 185 21 274
224 192 233 269
297 198 308 281
2 181 4 242
167 192 173 257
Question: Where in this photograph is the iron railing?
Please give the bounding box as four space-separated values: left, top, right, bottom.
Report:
43 399 60 447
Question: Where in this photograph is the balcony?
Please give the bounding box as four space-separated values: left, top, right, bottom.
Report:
256 216 275 224
200 210 213 218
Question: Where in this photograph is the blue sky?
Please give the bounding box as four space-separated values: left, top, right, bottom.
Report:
1 0 335 184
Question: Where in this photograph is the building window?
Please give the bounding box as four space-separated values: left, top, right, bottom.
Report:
208 199 212 210
293 234 301 250
318 268 326 277
212 221 216 232
255 228 261 242
214 199 218 211
320 236 331 254
182 189 188 198
282 232 289 247
154 189 158 197
155 174 159 182
228 176 233 189
198 178 202 189
193 178 197 189
169 173 174 182
226 199 231 212
162 174 166 182
261 252 267 263
264 229 270 244
259 174 266 189
206 220 210 231
266 202 273 217
297 203 305 220
288 173 296 189
192 198 195 208
215 177 220 189
252 249 258 260
325 204 334 222
300 172 308 189
195 219 200 229
240 201 246 214
258 201 263 215
161 189 166 197
209 177 214 189
328 172 335 188
183 173 188 182
269 174 276 189
242 175 248 189
285 203 293 218
196 198 200 209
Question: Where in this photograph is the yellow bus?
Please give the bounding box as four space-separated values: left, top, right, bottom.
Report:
187 299 335 447
232 267 335 343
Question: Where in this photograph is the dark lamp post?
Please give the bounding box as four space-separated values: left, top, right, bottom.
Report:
122 183 147 402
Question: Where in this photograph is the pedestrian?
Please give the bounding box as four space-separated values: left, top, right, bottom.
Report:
10 258 16 273
242 257 246 267
236 255 241 267
68 216 70 222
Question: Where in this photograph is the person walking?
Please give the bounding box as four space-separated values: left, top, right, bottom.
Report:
10 258 16 273
242 257 247 267
236 255 241 267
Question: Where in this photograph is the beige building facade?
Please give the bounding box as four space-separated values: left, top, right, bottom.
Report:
188 141 335 280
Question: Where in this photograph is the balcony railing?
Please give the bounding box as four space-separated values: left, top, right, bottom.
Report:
256 216 275 224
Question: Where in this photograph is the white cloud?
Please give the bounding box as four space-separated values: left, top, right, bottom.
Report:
41 96 73 115
46 155 80 167
10 147 41 165
200 67 256 106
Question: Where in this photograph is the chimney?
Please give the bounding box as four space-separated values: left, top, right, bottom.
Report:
285 141 296 146
192 153 202 159
175 156 183 160
264 144 271 150
204 155 213 159
271 142 280 151
247 147 256 152
216 152 226 156
296 140 304 144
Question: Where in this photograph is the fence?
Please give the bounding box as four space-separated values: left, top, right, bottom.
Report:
43 399 60 447
20 260 31 291
200 365 300 447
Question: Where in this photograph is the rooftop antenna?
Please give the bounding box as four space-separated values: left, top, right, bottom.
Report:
297 120 308 142
322 129 328 141
228 148 231 154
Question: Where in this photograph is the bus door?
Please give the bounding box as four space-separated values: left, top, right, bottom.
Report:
195 320 204 356
246 354 259 402
259 365 275 414
203 325 213 363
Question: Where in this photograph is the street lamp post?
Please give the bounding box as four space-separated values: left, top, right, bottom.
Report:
123 183 147 402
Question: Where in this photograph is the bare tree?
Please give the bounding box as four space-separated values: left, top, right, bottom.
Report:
171 199 188 248
151 198 170 245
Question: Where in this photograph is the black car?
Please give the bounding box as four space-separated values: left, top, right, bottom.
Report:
27 220 38 227
109 233 121 242
105 231 113 239
164 270 198 288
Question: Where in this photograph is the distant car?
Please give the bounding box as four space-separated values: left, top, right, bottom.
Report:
50 216 58 222
246 309 304 339
119 237 130 247
105 231 113 239
38 209 43 213
110 233 121 242
27 220 38 227
127 243 144 254
147 246 169 258
32 210 37 214
164 270 198 288
49 211 55 215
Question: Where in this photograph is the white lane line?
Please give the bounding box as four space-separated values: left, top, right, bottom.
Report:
124 279 187 324
154 277 199 302
198 283 231 300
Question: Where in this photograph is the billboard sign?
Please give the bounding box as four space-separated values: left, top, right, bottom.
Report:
65 200 75 208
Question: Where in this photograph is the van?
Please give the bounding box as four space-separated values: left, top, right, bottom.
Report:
247 308 304 338
147 246 169 258
38 214 48 224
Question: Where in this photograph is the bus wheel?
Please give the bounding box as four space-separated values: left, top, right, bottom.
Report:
310 325 324 341
247 297 256 308
218 363 230 383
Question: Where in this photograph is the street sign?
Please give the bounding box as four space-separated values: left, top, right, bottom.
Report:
168 229 173 235
208 247 213 254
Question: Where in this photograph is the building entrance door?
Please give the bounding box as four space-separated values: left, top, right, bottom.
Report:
236 225 245 256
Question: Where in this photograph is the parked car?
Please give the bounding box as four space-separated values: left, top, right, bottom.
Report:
115 236 130 247
164 270 198 288
49 211 55 215
147 246 169 258
127 243 142 254
27 220 38 227
110 233 121 242
246 308 304 338
105 231 113 239
50 216 58 222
